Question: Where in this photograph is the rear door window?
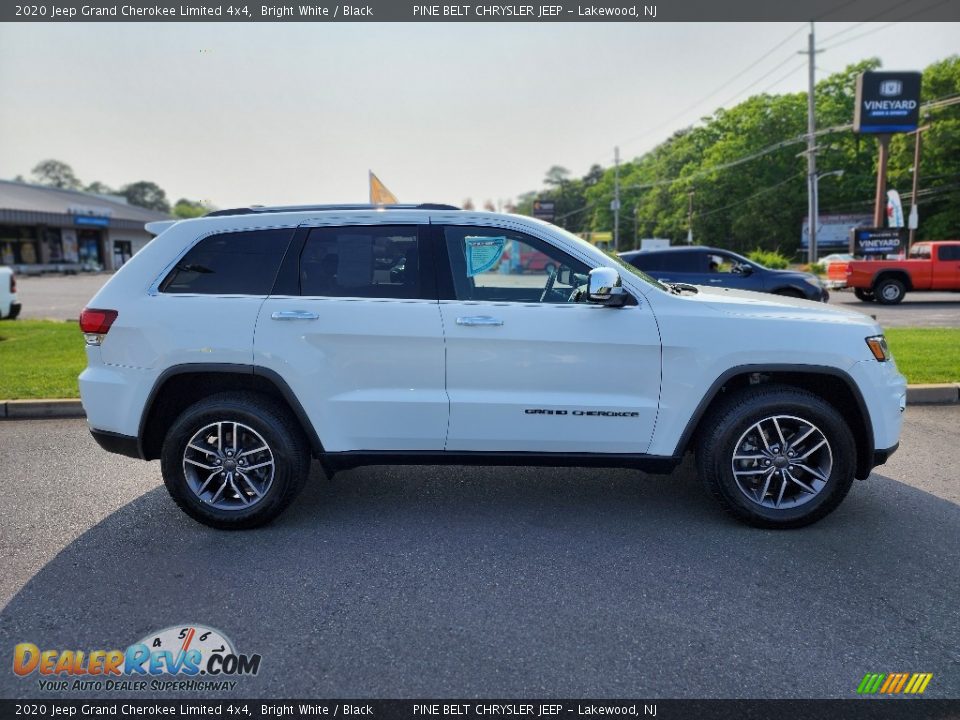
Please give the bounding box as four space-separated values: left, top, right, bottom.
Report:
299 225 427 299
937 245 960 261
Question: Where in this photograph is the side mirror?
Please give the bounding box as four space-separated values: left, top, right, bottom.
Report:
588 267 628 306
737 264 754 276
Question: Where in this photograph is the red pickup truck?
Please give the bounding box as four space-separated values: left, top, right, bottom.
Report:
846 240 960 304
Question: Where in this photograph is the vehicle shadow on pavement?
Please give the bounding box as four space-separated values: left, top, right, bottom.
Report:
2 461 959 699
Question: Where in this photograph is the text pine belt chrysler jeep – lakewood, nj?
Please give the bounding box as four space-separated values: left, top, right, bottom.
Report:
78 205 906 529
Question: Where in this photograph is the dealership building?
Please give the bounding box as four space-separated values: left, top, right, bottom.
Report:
0 180 170 273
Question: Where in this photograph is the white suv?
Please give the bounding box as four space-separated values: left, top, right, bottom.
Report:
79 205 906 529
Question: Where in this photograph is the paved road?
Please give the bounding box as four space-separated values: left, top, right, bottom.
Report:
14 273 960 327
16 273 110 321
1 408 958 699
829 288 960 328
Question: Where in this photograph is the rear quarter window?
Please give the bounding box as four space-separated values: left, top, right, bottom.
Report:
160 229 293 295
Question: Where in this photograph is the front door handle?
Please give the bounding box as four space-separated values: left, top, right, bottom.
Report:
271 310 319 321
456 316 503 327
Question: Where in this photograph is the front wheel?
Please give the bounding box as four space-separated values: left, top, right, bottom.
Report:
160 392 311 529
697 385 856 529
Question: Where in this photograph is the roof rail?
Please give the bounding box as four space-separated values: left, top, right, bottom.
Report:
205 203 460 217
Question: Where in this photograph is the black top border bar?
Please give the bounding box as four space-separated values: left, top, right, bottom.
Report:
3 0 959 22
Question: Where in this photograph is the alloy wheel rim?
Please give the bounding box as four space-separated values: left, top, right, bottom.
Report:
182 421 275 511
730 414 832 510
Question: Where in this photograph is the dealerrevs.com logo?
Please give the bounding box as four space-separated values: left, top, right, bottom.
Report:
12 625 261 693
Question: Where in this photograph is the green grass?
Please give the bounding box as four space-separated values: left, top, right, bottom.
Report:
885 328 960 385
0 321 957 400
0 320 86 400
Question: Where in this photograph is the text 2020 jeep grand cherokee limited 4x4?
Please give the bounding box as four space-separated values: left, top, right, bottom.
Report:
78 205 906 530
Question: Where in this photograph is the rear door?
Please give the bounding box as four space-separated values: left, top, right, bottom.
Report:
933 244 960 289
435 222 661 454
254 223 448 452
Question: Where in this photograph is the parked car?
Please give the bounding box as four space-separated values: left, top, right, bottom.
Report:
79 205 904 530
619 246 829 302
846 241 960 304
0 266 21 319
820 253 853 289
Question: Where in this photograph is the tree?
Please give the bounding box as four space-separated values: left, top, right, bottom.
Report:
85 181 114 195
31 159 82 190
172 198 211 219
119 181 170 213
462 198 475 210
483 199 496 212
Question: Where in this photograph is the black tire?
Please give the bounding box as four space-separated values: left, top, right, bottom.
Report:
773 288 805 299
874 277 906 305
853 288 875 302
160 392 311 529
696 384 856 529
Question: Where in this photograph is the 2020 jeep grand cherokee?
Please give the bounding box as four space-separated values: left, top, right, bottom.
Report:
79 205 906 529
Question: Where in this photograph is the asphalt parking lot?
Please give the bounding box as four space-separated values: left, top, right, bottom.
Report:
16 273 960 327
1 407 957 699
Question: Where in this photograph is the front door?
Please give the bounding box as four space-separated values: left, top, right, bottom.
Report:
435 223 661 454
254 224 448 452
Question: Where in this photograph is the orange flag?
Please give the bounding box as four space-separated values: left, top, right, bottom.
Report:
369 171 398 204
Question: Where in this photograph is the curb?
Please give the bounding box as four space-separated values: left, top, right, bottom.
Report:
2 385 959 420
1 399 85 419
906 383 960 405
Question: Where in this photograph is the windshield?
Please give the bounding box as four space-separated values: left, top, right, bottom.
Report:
909 244 931 259
549 225 670 293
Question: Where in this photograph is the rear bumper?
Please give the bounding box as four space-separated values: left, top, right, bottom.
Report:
872 442 900 469
90 428 142 459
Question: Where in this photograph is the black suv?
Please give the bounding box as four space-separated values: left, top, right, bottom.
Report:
619 246 828 302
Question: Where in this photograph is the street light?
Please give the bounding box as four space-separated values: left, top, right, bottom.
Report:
809 169 844 264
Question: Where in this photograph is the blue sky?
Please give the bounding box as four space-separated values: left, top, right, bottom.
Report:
0 22 956 208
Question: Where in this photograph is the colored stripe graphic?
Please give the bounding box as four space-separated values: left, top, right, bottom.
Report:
857 672 932 695
858 673 885 694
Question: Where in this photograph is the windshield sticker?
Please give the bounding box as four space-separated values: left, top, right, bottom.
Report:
465 236 506 277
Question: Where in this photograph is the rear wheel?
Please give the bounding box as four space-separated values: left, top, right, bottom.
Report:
854 288 875 302
874 277 906 305
160 392 310 529
697 385 856 529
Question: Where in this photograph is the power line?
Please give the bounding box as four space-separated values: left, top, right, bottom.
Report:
696 172 806 220
610 23 807 156
821 22 899 50
556 92 960 222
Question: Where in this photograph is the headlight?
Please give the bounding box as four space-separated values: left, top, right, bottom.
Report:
866 335 890 362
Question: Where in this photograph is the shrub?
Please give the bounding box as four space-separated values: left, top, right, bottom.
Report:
747 248 790 270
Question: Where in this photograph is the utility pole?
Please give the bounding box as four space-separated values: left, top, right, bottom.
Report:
612 146 621 251
907 124 928 251
872 134 892 227
800 21 821 265
687 191 695 244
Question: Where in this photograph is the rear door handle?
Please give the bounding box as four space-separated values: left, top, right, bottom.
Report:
456 316 503 327
271 310 319 321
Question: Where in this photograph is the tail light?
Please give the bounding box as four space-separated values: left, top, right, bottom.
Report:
79 308 118 345
9 273 15 294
